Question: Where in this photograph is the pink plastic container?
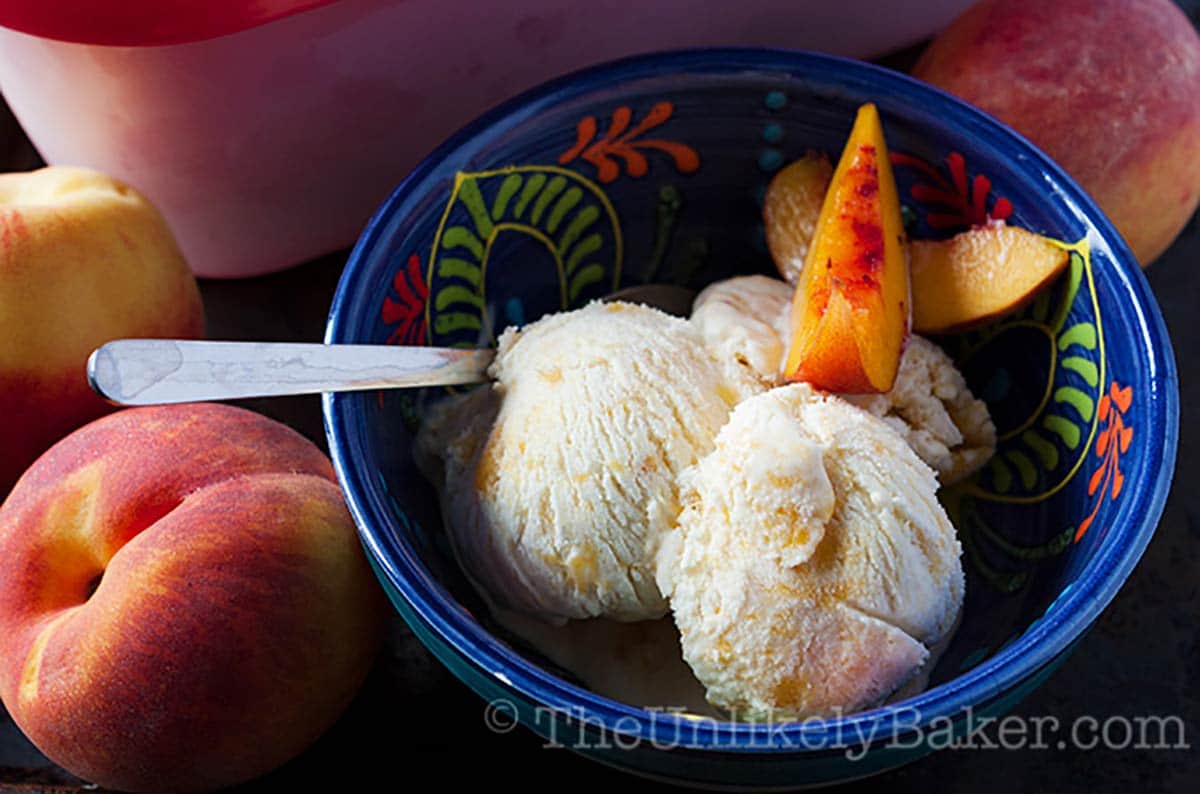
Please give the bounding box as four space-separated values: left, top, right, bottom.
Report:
0 1 970 277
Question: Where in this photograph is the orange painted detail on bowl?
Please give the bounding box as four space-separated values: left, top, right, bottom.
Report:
1076 381 1134 542
559 102 700 184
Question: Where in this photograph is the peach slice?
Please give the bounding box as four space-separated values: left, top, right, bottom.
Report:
911 224 1070 334
783 103 910 393
764 151 833 284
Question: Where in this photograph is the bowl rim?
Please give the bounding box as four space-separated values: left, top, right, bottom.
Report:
324 46 1179 752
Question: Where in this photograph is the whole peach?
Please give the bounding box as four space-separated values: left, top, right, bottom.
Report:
913 0 1200 265
0 404 384 793
0 166 204 494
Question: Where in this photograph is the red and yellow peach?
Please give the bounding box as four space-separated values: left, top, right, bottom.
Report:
0 403 384 793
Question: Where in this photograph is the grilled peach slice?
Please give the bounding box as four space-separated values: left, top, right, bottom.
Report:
783 103 910 393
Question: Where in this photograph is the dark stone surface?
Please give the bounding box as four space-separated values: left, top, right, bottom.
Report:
1 8 1198 791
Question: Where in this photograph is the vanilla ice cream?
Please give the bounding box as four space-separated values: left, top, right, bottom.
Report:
689 275 793 388
842 336 996 485
690 275 995 483
657 384 964 720
416 301 759 624
689 274 793 385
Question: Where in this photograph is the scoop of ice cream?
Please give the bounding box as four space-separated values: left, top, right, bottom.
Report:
690 275 792 387
417 301 759 624
842 336 997 485
657 384 964 720
691 275 995 483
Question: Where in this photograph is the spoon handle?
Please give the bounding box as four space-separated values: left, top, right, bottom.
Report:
87 339 495 406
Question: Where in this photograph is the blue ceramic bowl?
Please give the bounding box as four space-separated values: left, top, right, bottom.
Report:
323 49 1178 787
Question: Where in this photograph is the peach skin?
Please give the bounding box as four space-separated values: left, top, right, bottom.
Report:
914 0 1200 266
0 166 204 495
0 403 385 793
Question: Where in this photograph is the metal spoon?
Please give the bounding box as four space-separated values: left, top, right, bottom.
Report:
87 284 697 406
